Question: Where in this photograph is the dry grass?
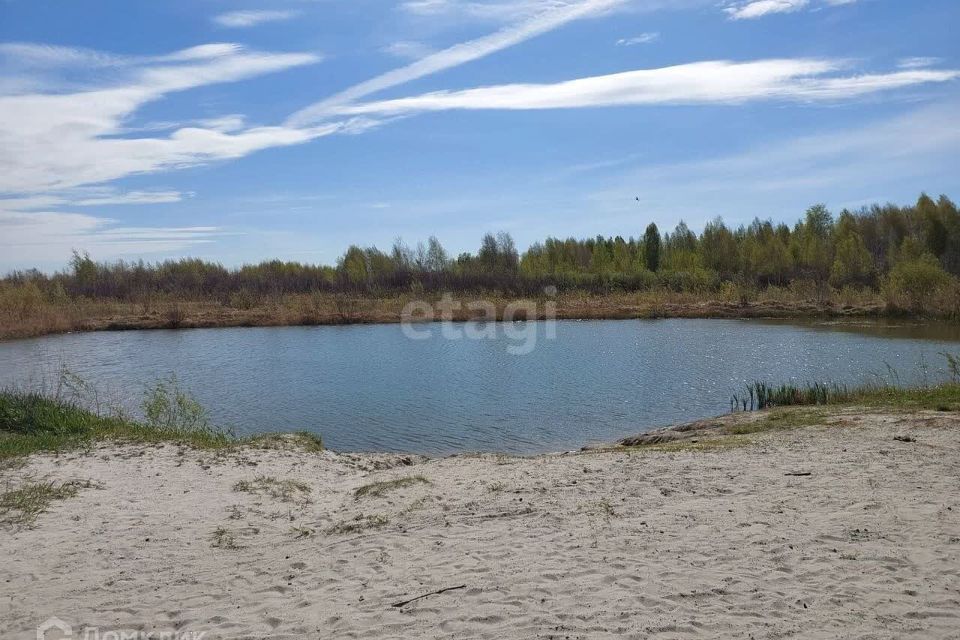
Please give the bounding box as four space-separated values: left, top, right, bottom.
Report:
0 479 99 528
326 514 389 535
211 526 243 550
0 287 898 342
354 475 430 499
628 436 754 453
233 476 312 504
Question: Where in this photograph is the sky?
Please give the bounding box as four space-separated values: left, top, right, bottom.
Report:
0 0 958 272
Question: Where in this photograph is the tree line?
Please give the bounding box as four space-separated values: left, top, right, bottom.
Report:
3 194 958 310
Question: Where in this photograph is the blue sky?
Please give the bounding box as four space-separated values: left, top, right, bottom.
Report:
1 0 958 271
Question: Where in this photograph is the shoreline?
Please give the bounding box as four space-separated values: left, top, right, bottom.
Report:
0 295 907 342
2 405 958 638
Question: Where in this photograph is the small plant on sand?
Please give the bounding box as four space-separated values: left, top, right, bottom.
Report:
211 526 243 550
577 499 617 518
0 479 98 528
291 525 315 539
233 475 312 504
326 514 389 535
354 476 430 499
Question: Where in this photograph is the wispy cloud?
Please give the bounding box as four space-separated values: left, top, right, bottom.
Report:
0 207 222 268
0 41 360 264
0 188 189 211
0 43 337 194
723 0 859 20
724 0 809 20
212 10 300 28
0 42 130 68
287 0 627 125
898 57 943 70
0 41 248 71
401 0 584 22
330 59 959 116
382 41 436 60
616 32 660 46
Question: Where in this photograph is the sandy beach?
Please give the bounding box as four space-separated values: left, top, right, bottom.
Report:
3 409 959 639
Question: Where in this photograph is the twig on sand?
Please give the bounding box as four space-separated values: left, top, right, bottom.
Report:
392 585 467 608
784 472 812 477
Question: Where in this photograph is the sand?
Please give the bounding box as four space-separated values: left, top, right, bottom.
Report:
3 410 959 639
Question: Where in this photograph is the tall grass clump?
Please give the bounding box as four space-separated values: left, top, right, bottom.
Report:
731 353 960 412
0 374 231 460
731 381 852 411
141 374 227 441
0 371 330 460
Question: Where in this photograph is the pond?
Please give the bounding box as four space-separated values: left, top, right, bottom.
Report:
2 319 959 454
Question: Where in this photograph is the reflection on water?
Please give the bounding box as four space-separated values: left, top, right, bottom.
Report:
757 318 960 342
1 319 959 454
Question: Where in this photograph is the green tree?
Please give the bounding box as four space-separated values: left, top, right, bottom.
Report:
830 233 874 287
643 223 661 273
338 246 369 284
917 193 948 258
700 217 739 279
425 236 449 272
793 204 834 284
69 251 97 293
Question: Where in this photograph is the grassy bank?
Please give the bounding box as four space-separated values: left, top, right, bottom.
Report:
0 386 323 463
731 379 960 412
615 380 960 451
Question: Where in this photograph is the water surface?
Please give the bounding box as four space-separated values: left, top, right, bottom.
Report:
2 319 958 454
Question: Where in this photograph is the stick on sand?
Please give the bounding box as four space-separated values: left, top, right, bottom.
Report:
392 585 467 608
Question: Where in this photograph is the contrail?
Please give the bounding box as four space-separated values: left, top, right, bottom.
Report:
286 0 626 127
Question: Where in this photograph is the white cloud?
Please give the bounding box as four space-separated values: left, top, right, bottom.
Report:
212 10 300 28
330 59 958 116
0 42 130 68
898 57 943 70
287 0 627 125
616 32 660 45
723 0 859 20
0 208 221 268
0 43 335 194
724 0 809 20
0 41 246 71
0 188 189 211
401 0 572 22
382 41 436 60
